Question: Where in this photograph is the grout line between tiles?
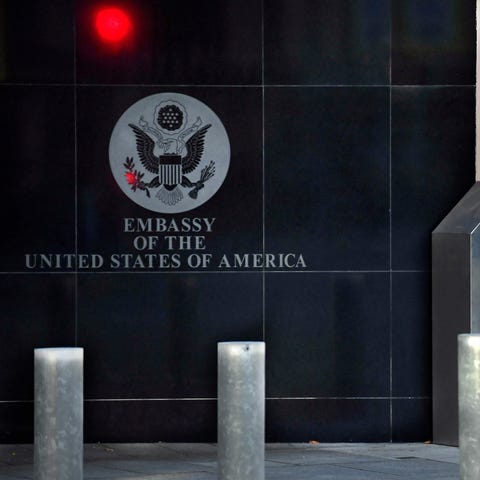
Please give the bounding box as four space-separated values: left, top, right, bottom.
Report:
0 83 474 88
389 2 393 443
73 7 79 347
0 396 431 404
261 0 266 342
0 269 430 275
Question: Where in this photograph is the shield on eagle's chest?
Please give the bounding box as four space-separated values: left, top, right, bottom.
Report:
159 154 182 186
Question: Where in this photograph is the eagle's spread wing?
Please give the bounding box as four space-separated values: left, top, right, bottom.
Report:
182 124 211 174
128 124 159 174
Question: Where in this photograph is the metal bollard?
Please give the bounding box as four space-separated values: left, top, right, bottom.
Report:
459 335 480 480
34 348 83 480
218 341 265 480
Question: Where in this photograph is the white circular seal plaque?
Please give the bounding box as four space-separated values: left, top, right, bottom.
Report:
109 93 230 213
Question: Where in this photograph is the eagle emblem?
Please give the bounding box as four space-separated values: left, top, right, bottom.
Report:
109 92 230 214
123 99 215 206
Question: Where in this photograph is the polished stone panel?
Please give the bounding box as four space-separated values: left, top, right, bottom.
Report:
392 399 432 442
265 87 389 271
265 272 390 398
0 86 75 272
76 0 262 85
392 0 475 85
392 272 431 397
391 86 475 270
84 400 217 443
0 403 33 443
0 0 474 446
266 399 390 442
0 0 73 83
77 273 263 399
265 0 390 85
0 275 75 401
77 87 262 271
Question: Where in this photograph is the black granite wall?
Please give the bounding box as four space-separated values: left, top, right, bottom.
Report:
0 0 475 442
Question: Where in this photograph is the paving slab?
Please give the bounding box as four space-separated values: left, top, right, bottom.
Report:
0 443 460 479
160 444 217 456
265 463 399 479
88 444 185 460
0 464 32 479
97 475 216 480
84 463 149 479
340 458 459 479
312 442 459 462
91 459 213 475
265 448 388 465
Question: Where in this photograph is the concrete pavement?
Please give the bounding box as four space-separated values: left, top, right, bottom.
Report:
0 442 459 479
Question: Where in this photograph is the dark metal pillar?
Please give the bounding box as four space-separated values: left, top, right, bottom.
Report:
432 182 480 446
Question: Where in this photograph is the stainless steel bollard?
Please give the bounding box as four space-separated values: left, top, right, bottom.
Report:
459 335 480 480
34 348 83 480
218 341 265 480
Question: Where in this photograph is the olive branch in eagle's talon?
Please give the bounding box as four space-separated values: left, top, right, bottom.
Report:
123 157 151 198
